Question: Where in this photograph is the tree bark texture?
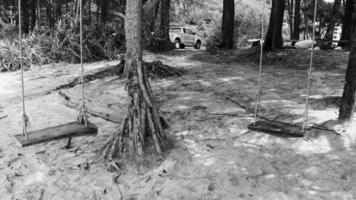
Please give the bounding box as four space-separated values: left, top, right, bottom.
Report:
36 0 41 28
101 0 108 23
220 0 235 49
30 0 36 30
339 0 356 47
339 35 356 123
287 0 294 40
325 0 342 41
142 0 162 50
292 0 301 44
22 0 30 33
263 0 285 51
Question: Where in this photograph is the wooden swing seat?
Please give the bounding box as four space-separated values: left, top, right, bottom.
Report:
15 121 98 147
248 121 305 138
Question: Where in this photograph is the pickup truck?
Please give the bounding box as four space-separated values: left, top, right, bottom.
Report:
169 27 202 49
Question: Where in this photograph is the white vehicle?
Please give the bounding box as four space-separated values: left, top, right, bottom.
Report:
169 26 202 49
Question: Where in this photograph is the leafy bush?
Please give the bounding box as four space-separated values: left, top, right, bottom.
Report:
0 31 50 71
0 17 125 72
53 18 125 63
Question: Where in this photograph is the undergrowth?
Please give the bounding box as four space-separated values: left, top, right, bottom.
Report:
0 17 124 72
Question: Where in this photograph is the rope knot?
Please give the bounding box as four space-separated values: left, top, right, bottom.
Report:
77 103 88 126
22 114 30 140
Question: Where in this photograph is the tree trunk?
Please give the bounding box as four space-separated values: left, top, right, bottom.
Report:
56 0 62 21
101 0 108 23
142 0 161 49
102 0 167 160
157 0 174 50
219 0 235 49
88 0 92 24
263 0 285 51
36 0 41 28
22 0 30 33
339 36 356 123
46 1 54 29
31 0 36 30
325 0 342 42
287 0 294 40
339 0 355 47
292 0 301 44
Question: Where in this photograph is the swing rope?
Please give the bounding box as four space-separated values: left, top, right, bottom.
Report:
302 0 318 132
77 0 88 126
19 0 29 141
253 0 266 124
253 0 317 133
19 0 87 143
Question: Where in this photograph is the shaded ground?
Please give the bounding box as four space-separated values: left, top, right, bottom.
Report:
0 48 356 200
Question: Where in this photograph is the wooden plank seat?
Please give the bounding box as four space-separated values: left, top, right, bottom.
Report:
15 121 98 147
248 121 305 138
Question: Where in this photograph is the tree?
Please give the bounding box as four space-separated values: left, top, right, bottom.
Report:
263 0 285 51
160 0 170 40
21 0 30 33
292 0 301 44
339 34 356 124
158 0 173 49
339 0 356 47
101 0 108 23
102 0 167 160
30 0 36 30
219 0 235 49
286 0 294 40
325 0 342 42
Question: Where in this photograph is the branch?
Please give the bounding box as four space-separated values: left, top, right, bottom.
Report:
111 11 126 20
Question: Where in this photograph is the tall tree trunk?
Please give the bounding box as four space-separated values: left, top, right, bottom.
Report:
219 0 235 49
96 0 100 21
287 0 294 40
292 0 301 44
160 0 170 36
263 0 285 51
157 0 173 50
88 0 92 24
339 0 355 47
339 35 356 123
22 0 30 33
56 0 62 21
325 0 342 42
102 0 167 160
36 0 41 28
101 0 108 23
142 0 161 49
31 0 36 30
46 1 54 29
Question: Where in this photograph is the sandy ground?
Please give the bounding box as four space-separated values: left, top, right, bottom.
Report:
1 48 356 200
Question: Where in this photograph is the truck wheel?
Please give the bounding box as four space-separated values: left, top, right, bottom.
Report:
194 41 201 49
180 43 185 49
175 39 181 49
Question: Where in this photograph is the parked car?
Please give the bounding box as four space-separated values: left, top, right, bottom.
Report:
169 26 202 49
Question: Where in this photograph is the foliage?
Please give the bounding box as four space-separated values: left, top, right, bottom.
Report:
235 5 268 48
0 18 125 72
0 29 50 71
53 17 125 63
301 0 344 36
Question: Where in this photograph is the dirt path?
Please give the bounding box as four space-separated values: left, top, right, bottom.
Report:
1 49 356 200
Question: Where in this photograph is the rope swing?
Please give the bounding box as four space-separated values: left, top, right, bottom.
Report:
302 0 318 132
77 0 88 127
253 0 266 124
15 0 96 148
249 0 318 136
